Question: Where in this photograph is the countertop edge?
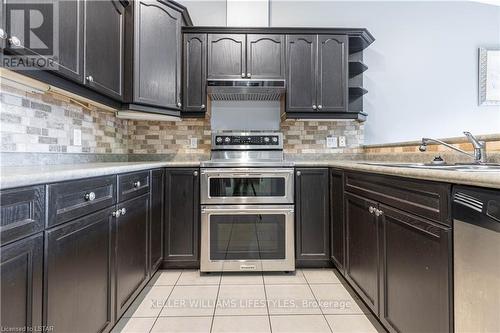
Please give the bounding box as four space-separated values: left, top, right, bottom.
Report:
1 160 499 190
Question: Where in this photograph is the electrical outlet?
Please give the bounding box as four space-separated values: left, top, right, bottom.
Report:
326 136 338 148
190 137 198 149
338 136 347 147
73 129 81 146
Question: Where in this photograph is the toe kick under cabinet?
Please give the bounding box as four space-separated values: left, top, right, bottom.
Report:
0 169 163 333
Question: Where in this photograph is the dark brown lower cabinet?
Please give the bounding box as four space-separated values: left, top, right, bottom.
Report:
379 204 451 333
0 233 43 331
44 207 115 333
330 169 345 272
150 169 164 273
295 168 330 267
344 192 379 314
115 194 149 317
163 168 200 268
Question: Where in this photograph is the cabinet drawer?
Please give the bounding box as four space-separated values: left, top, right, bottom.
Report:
344 172 451 225
117 171 150 202
0 186 45 245
48 176 116 227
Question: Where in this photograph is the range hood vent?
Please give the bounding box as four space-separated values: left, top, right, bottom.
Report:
207 79 286 101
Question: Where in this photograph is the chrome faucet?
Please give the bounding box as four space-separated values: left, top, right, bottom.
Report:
419 131 487 164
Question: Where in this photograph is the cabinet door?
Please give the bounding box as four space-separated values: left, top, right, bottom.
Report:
183 33 207 112
150 169 164 274
0 233 43 331
85 0 125 100
286 35 317 113
116 194 149 317
295 168 330 265
317 35 348 112
330 169 345 272
164 168 200 267
345 192 379 314
45 208 114 333
380 205 451 333
246 34 285 79
132 0 181 108
55 0 84 82
207 34 245 79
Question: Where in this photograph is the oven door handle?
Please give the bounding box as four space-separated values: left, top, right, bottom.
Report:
200 168 294 176
201 206 294 214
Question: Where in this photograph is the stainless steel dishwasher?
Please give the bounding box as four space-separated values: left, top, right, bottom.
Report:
453 186 500 333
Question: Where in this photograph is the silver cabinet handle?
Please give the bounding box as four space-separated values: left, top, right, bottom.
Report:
134 181 141 188
241 73 245 78
312 105 317 110
177 102 182 107
121 208 126 215
0 29 7 39
296 171 301 176
9 36 21 47
86 75 94 82
375 209 383 217
113 209 121 218
247 73 251 78
318 105 323 110
201 104 206 109
193 170 198 176
84 192 96 201
369 206 375 214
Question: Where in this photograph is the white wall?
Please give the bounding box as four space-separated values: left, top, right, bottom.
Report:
180 0 500 144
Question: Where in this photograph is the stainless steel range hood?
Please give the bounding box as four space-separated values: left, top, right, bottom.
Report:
207 79 286 101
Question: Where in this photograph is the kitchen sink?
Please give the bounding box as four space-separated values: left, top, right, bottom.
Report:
361 162 500 172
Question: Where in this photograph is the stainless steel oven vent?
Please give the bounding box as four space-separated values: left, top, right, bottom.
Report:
207 80 285 101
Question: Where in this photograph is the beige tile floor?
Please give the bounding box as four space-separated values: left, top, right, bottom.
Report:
112 269 384 333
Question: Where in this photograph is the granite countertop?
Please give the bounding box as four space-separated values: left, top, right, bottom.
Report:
1 159 499 190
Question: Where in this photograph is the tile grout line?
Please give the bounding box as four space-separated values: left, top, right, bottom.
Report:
147 271 182 333
209 273 223 333
303 269 335 333
261 271 273 333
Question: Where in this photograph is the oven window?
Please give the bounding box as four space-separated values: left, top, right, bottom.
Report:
209 178 285 197
209 214 286 260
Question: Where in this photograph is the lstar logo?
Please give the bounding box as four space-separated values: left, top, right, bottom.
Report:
3 0 59 70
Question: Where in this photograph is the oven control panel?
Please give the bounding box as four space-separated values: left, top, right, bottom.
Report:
215 135 280 146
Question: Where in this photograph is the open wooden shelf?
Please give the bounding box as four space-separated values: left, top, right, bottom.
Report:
349 61 368 77
349 86 368 98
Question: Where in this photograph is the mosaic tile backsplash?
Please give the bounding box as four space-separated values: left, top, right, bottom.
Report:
0 85 365 159
2 84 498 166
1 85 128 154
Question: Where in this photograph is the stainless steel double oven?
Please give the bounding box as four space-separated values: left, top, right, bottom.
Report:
200 132 295 272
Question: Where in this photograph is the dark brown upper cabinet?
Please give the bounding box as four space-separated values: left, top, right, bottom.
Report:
207 34 246 79
84 0 125 100
183 33 207 114
124 0 183 112
344 192 380 315
286 34 347 116
54 0 85 83
295 168 331 267
286 35 317 113
207 33 285 80
317 35 348 112
246 34 285 79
